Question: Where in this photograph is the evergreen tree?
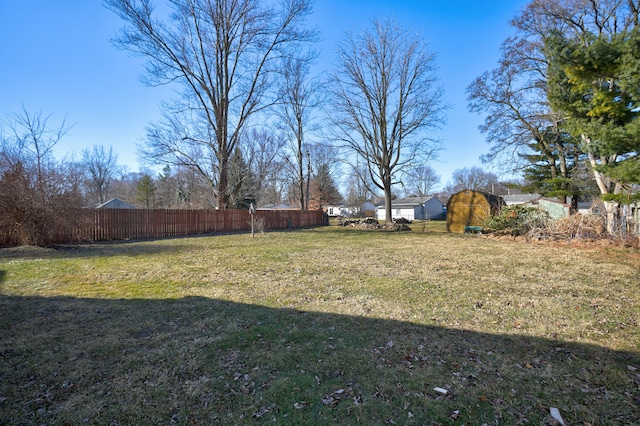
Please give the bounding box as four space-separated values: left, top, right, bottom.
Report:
309 163 342 208
228 147 257 209
546 28 640 227
136 174 157 209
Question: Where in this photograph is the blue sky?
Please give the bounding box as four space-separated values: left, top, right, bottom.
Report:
0 0 530 188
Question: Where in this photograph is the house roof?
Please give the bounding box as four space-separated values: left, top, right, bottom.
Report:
447 189 506 209
502 193 541 204
390 196 440 208
96 198 136 209
257 203 298 210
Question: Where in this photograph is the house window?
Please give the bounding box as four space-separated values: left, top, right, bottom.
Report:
396 209 402 216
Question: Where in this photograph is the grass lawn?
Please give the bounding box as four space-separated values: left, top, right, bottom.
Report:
1 223 639 425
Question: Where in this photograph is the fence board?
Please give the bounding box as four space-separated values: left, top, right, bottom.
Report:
75 208 325 242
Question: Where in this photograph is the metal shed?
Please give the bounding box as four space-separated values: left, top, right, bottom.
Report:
446 190 505 233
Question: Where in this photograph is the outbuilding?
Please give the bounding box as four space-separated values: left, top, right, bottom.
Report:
446 190 505 233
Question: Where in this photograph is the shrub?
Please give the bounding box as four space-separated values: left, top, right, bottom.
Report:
484 205 548 236
0 160 87 247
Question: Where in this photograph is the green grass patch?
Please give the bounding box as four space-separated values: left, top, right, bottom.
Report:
1 226 639 424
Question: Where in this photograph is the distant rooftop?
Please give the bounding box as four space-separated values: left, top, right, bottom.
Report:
502 194 541 205
96 198 136 209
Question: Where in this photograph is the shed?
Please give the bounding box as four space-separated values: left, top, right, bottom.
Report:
446 190 505 233
537 198 570 219
376 196 445 221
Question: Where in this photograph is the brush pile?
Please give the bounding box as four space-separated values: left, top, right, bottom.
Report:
528 213 607 241
528 213 639 248
338 218 411 231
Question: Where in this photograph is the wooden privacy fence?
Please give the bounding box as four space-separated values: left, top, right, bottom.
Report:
74 208 326 242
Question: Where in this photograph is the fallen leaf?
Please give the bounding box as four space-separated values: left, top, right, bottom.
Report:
321 396 337 406
433 387 448 395
550 407 565 425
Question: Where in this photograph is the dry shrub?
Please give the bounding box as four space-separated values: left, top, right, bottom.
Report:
0 161 87 247
254 217 266 234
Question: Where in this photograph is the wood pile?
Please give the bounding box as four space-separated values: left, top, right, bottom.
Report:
338 218 411 231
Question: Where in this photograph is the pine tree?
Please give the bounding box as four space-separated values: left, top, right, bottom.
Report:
136 174 157 209
309 163 342 209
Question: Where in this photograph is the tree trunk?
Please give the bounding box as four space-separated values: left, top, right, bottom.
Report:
586 145 621 235
298 147 305 210
383 180 393 223
603 200 620 235
218 156 230 210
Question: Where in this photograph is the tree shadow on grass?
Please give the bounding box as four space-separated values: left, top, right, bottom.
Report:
1 294 638 425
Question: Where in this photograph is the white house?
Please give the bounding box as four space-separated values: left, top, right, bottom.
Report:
376 196 445 221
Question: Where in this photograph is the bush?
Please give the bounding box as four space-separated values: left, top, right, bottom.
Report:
484 205 548 236
0 160 87 247
1 108 88 247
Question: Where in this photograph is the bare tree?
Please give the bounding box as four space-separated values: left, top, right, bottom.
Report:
403 164 440 197
445 166 500 195
82 144 120 204
467 3 588 207
328 19 445 222
106 0 317 209
241 129 288 206
5 106 70 189
277 56 322 210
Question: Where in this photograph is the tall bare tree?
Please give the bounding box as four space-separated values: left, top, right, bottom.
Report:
277 56 322 210
328 19 445 222
403 164 440 197
106 0 317 209
82 144 120 204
